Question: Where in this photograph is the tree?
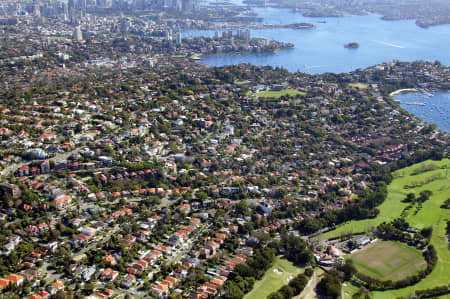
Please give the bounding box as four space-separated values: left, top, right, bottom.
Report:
289 274 308 294
235 200 248 215
338 260 356 280
267 292 284 299
403 193 415 203
420 227 433 239
304 267 314 277
84 282 95 295
282 234 313 265
223 281 244 299
234 264 255 278
279 285 294 299
418 190 432 203
317 270 342 298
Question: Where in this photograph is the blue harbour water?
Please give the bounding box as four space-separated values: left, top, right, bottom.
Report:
183 6 450 131
394 92 450 132
184 7 450 74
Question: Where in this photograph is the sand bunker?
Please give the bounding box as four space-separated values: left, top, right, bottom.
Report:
273 268 283 275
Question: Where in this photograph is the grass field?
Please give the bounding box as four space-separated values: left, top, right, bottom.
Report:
328 159 450 299
235 80 251 85
244 257 305 299
253 89 307 99
348 83 369 89
350 241 426 281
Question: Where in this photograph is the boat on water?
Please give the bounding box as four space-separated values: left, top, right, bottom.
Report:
405 102 426 106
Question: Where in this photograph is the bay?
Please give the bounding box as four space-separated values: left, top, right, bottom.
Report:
393 92 450 133
183 7 450 74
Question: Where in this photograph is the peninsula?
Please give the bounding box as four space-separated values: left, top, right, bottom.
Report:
269 0 450 28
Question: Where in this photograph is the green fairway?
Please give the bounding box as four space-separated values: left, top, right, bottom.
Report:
253 89 306 99
244 257 305 299
342 281 364 299
319 159 450 240
321 159 450 298
350 241 426 281
348 83 369 89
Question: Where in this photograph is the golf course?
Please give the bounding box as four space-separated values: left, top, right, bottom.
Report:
323 159 450 298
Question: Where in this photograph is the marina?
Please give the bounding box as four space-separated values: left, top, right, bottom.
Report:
393 92 450 132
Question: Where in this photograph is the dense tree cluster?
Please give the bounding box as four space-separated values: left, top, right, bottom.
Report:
375 218 432 247
315 261 356 299
279 233 313 265
222 247 276 299
413 285 450 298
298 181 388 235
317 270 342 298
267 269 312 299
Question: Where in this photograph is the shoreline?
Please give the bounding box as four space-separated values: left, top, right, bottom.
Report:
389 88 418 97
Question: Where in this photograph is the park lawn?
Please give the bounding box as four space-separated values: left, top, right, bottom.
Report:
320 159 449 299
350 241 426 281
244 257 304 299
254 89 306 99
235 80 251 85
348 83 369 89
